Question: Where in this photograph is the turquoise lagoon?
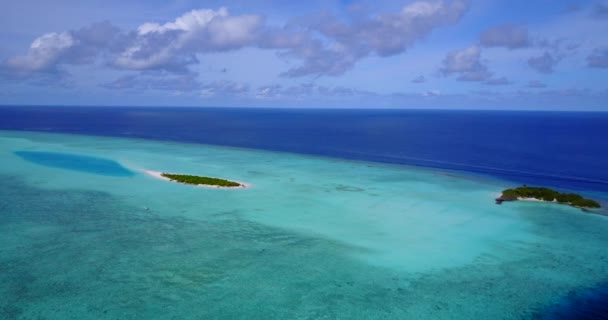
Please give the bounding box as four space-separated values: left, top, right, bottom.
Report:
1 130 607 319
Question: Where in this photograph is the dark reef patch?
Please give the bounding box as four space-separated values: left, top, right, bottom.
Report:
540 284 608 320
335 184 365 192
15 151 134 176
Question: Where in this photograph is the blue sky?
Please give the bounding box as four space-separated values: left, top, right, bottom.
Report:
1 0 607 109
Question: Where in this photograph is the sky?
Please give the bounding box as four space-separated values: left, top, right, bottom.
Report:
1 0 607 110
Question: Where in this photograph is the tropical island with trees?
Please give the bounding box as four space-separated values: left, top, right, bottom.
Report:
160 173 244 188
496 186 601 209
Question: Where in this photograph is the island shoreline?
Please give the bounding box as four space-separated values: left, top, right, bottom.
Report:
495 186 602 212
142 170 251 189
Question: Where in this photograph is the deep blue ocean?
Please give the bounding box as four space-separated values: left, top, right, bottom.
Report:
1 105 607 192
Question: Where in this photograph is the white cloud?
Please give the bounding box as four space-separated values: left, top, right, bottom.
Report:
255 85 283 99
255 83 375 99
412 75 426 83
6 32 75 72
3 2 471 80
101 72 249 98
115 8 263 71
528 52 559 74
200 80 249 98
137 8 229 35
439 45 492 81
280 0 471 77
479 24 530 49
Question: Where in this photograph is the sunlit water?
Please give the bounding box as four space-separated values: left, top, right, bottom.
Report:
1 130 607 319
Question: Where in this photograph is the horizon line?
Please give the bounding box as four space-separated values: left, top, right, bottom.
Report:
1 104 607 113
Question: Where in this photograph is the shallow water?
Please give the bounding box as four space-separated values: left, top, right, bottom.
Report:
1 130 607 319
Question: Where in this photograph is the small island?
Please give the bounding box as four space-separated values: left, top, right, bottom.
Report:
160 173 244 188
496 186 601 209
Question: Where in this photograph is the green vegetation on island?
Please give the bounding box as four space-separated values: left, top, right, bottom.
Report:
496 186 601 208
161 173 243 187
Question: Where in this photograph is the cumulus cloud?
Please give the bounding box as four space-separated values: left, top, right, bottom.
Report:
479 24 530 49
255 83 375 99
71 21 127 62
2 21 126 80
522 38 580 74
587 48 608 68
476 22 576 75
200 80 249 97
255 85 284 99
318 85 376 97
101 71 249 98
439 45 492 81
253 85 608 108
3 1 471 81
412 75 426 83
115 8 262 72
280 0 470 77
422 90 441 97
5 32 75 73
100 72 203 92
276 40 362 78
2 7 265 77
528 52 559 74
314 0 469 56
